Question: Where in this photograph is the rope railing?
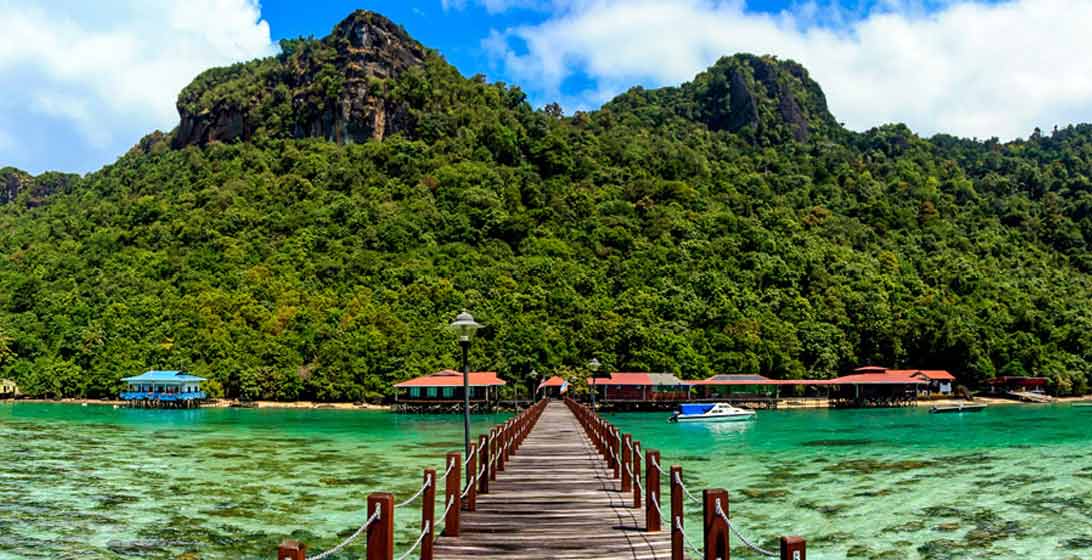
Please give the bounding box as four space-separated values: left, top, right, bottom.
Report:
277 398 549 560
395 474 432 508
304 508 381 560
395 521 430 560
563 396 808 560
717 499 779 558
675 516 703 559
673 471 702 504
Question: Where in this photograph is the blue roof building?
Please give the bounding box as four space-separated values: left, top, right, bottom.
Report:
120 370 208 408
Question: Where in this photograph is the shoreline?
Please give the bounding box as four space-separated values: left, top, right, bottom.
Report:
3 397 391 411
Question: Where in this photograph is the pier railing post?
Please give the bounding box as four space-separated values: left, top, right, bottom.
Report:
621 433 632 492
444 452 461 537
366 492 394 560
632 441 642 508
489 428 499 480
478 434 490 494
465 443 478 511
670 465 684 560
421 469 436 560
781 536 806 560
277 540 305 560
646 450 661 532
703 489 729 560
612 428 621 479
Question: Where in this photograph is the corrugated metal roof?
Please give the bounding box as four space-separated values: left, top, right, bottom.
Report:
589 372 686 386
121 370 206 383
394 370 506 388
830 373 928 385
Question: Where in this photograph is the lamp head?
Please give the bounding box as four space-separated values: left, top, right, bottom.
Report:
450 310 483 342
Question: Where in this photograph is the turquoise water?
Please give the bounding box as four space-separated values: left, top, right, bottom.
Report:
2 403 1091 559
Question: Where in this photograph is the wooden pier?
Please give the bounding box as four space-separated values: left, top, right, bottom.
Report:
277 399 806 560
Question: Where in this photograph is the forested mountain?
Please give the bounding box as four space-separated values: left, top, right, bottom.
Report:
2 10 1091 401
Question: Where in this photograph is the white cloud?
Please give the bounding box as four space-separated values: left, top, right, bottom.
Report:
0 0 275 173
486 0 1092 140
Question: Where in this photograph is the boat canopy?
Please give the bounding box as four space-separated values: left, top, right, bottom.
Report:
679 403 715 415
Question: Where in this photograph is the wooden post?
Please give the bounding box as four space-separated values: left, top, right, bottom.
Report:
421 469 436 560
489 428 498 480
703 489 729 560
781 536 806 560
621 433 632 492
366 493 394 560
465 442 478 511
611 428 620 479
670 465 683 560
277 540 305 560
478 434 490 494
444 452 461 537
646 450 661 532
632 440 642 508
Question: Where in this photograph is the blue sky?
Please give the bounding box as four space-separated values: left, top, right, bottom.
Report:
3 0 1089 176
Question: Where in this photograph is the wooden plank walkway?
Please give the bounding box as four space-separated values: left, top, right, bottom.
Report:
433 401 672 559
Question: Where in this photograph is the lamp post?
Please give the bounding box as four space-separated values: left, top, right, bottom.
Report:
450 310 482 474
588 358 601 410
530 369 539 403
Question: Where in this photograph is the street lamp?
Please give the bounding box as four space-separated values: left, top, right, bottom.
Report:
588 358 601 410
450 310 482 472
530 369 539 402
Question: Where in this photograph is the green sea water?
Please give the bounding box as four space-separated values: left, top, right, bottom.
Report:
3 403 1091 559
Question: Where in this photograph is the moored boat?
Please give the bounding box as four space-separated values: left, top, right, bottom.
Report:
929 402 987 414
669 402 756 423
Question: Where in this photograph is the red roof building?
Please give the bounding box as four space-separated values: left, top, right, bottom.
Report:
536 376 568 398
394 370 505 404
588 372 689 403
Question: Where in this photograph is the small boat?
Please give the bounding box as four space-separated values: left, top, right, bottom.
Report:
930 402 987 414
669 403 756 423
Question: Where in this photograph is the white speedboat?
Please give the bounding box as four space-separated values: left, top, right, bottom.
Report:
669 403 756 423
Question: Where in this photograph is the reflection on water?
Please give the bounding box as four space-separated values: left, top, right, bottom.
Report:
3 403 1091 559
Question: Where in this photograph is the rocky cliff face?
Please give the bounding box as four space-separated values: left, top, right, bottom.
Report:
693 54 837 142
0 167 79 207
172 11 428 149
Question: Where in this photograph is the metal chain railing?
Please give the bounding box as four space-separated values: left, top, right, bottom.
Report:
716 499 777 557
395 521 430 560
306 508 381 560
395 474 432 508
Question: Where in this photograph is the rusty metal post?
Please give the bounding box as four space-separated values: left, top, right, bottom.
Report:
703 489 729 560
621 433 632 492
646 450 661 532
632 440 642 508
781 536 806 560
478 434 490 494
465 443 478 511
366 493 394 560
277 541 305 560
444 452 461 537
420 469 436 560
670 465 684 560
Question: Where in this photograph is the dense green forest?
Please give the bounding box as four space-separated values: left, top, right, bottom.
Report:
2 11 1092 401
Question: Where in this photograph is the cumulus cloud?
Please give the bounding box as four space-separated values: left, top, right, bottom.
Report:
0 0 275 173
485 0 1092 140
